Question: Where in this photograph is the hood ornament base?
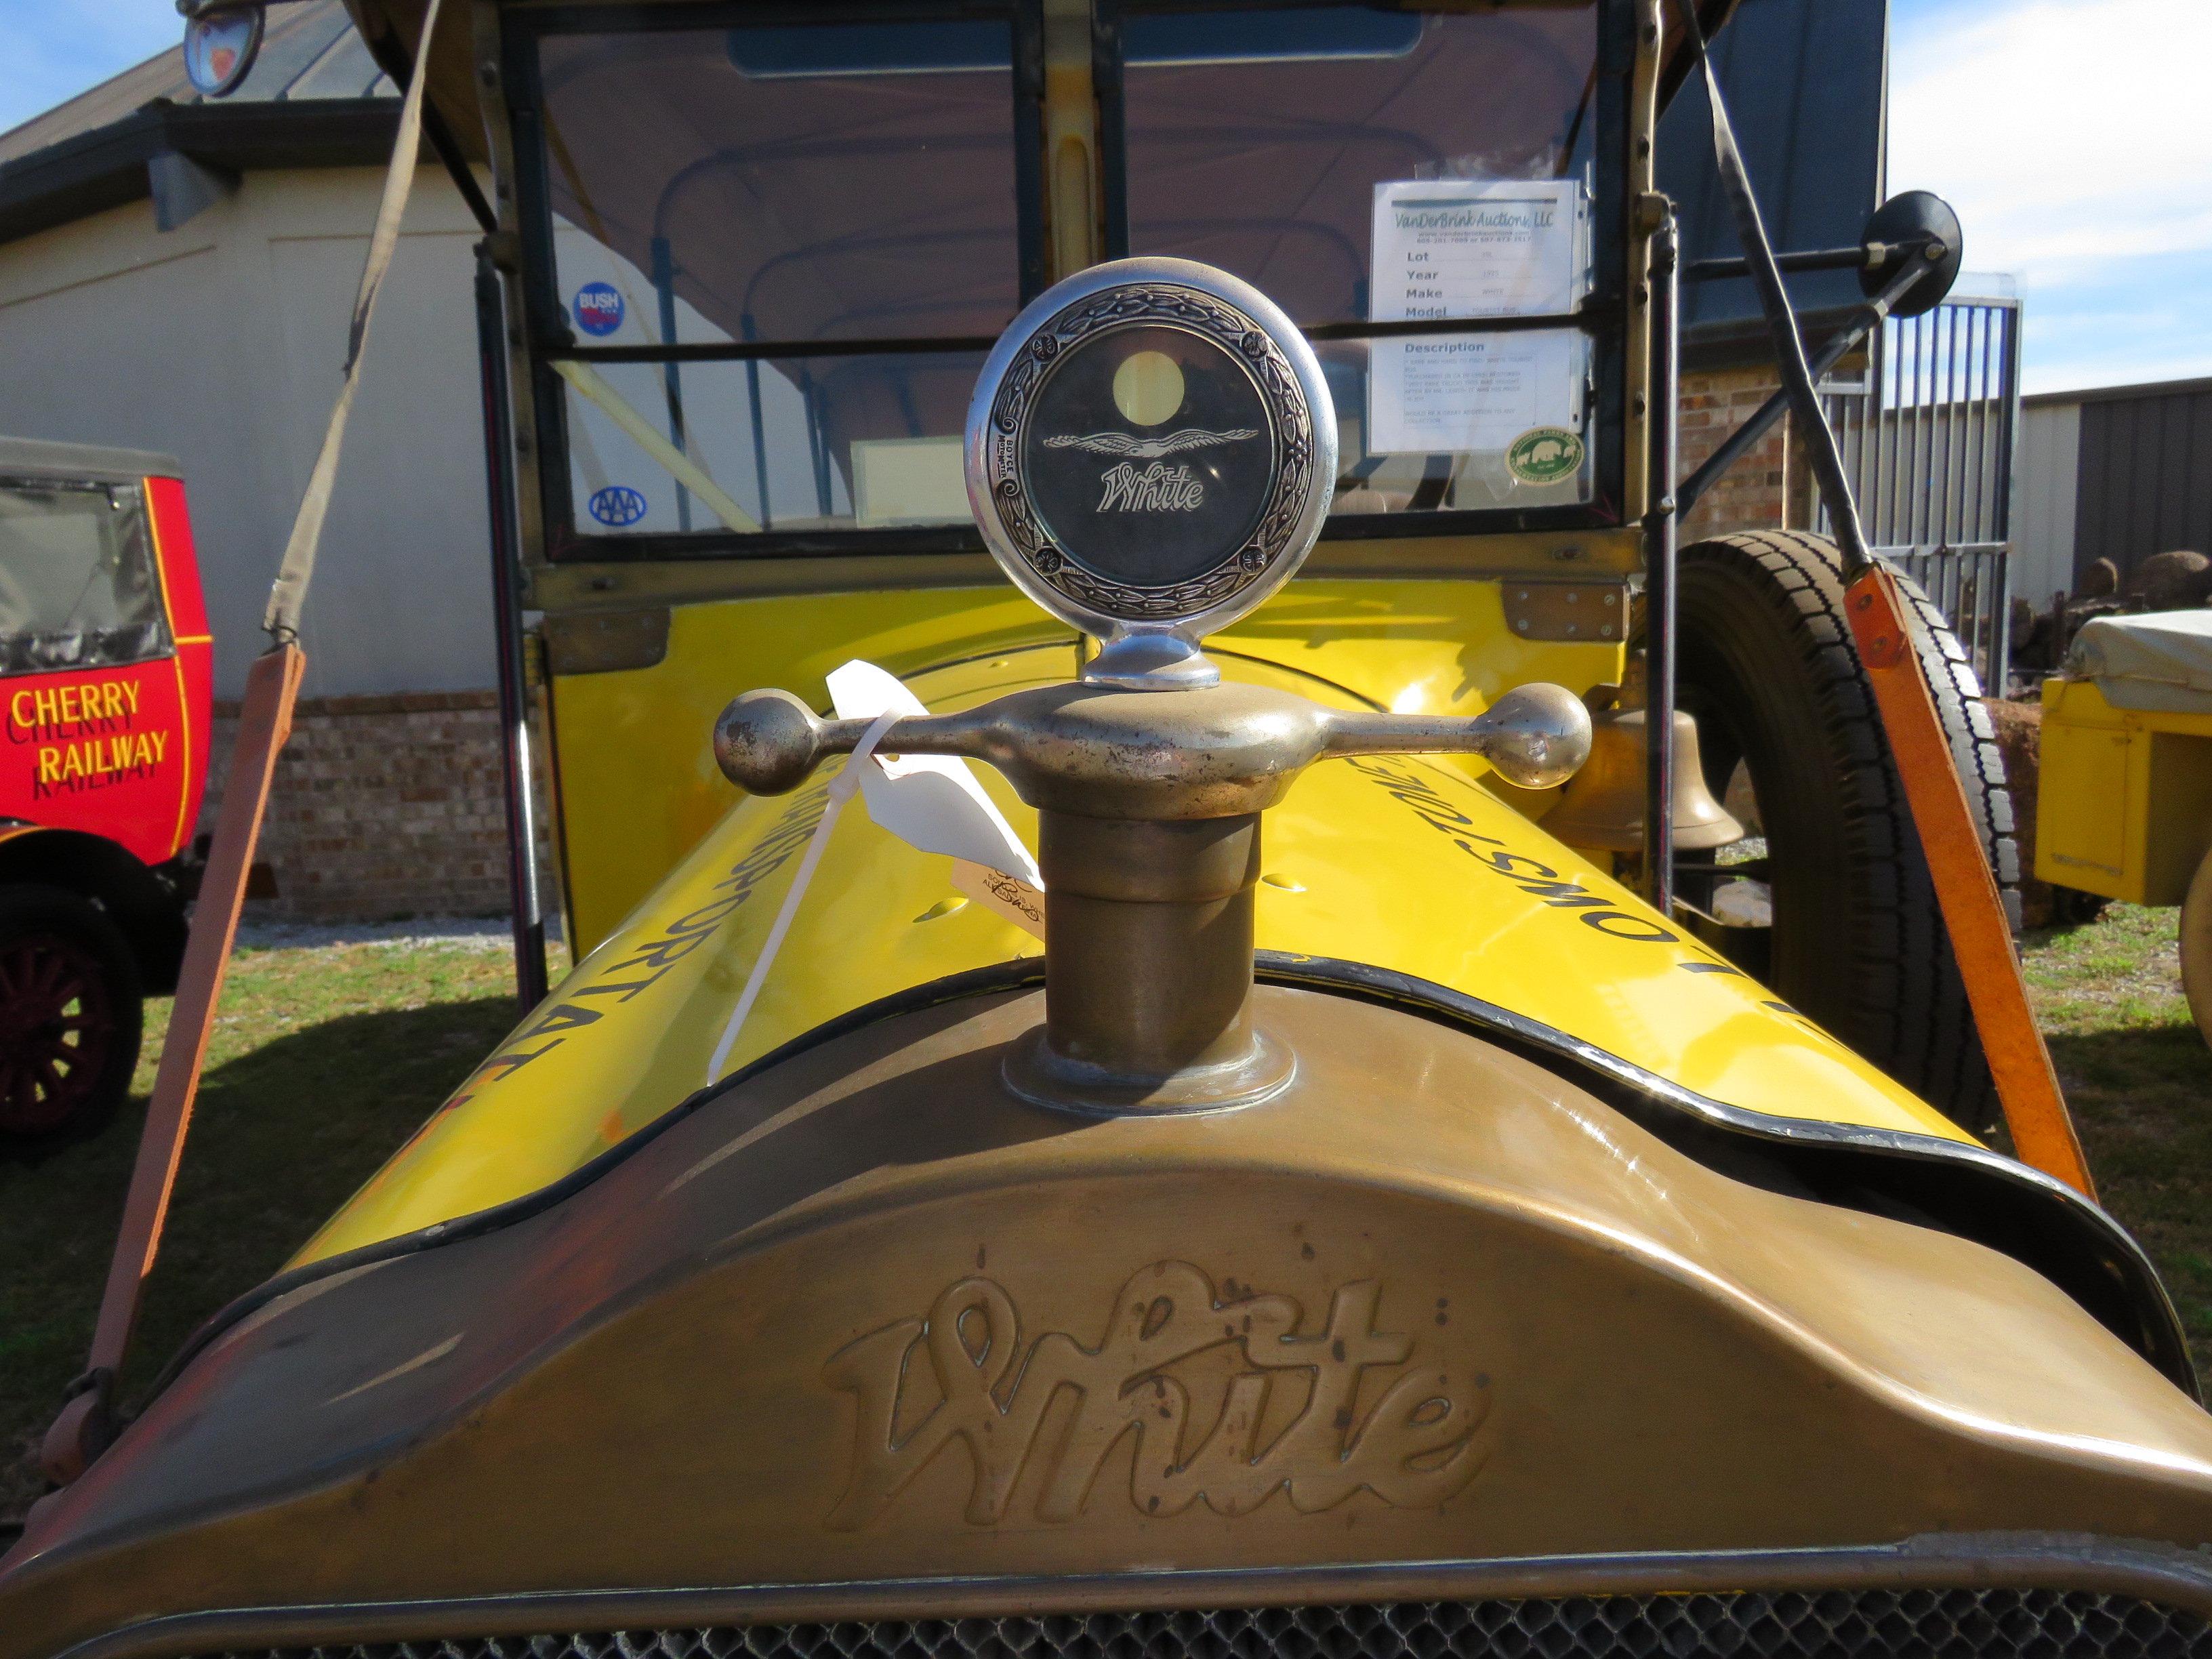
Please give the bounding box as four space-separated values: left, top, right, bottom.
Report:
1002 1023 1294 1115
1080 631 1221 691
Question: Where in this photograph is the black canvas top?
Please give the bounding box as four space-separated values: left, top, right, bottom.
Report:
0 436 182 485
1659 0 1888 352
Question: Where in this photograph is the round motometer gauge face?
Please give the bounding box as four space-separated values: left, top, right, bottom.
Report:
1021 323 1273 589
966 260 1336 655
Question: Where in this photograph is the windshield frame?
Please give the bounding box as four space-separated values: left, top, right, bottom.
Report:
508 0 1633 566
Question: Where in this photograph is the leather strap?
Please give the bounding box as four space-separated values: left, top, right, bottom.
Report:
43 644 308 1482
262 0 446 640
43 0 448 1486
1844 566 2093 1195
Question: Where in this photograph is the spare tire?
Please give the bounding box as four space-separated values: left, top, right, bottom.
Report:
2181 845 2212 1052
1674 530 2018 1132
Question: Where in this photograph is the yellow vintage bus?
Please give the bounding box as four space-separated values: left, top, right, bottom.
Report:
4 2 2208 1655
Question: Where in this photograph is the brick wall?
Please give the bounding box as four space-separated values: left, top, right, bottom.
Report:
1679 362 1805 542
201 691 529 920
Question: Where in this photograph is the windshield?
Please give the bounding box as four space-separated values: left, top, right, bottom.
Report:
1120 7 1598 325
514 0 1620 556
0 478 170 678
537 20 1026 349
1118 3 1604 520
526 10 1028 544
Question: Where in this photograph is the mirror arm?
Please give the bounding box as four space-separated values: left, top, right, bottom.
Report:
1683 234 1942 285
1674 251 1935 520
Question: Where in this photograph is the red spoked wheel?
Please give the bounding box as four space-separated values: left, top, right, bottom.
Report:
0 930 117 1133
0 885 142 1147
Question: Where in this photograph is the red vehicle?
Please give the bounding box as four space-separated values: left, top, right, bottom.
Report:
0 438 211 1145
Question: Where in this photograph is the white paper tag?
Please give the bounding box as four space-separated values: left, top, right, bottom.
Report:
954 860 1048 935
1368 331 1578 455
826 659 1047 937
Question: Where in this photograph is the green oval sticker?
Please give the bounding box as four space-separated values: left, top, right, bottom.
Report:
1506 426 1585 485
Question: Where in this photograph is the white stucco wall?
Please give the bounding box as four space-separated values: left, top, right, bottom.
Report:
2013 398 2081 609
0 167 493 700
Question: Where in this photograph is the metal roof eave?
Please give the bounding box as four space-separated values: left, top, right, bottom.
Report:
0 98 399 250
2022 375 2212 411
0 435 185 483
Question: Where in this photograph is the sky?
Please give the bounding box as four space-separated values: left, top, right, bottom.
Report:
0 3 174 139
1888 0 2212 392
0 0 2207 396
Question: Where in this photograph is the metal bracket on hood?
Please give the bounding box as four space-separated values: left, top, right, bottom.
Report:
1502 580 1631 644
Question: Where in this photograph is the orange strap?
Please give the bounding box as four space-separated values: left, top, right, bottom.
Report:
1843 564 2093 1197
42 643 306 1486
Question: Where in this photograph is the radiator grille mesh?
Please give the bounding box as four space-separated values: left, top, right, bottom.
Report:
222 1587 2211 1659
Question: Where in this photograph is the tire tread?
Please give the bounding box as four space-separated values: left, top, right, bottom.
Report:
1678 531 2016 1128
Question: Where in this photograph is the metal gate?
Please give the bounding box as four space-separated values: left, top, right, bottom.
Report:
1820 293 2024 687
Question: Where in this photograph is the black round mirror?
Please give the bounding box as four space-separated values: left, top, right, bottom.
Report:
1860 190 1965 319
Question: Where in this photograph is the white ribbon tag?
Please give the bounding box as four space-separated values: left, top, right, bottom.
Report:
825 660 1047 937
707 708 898 1086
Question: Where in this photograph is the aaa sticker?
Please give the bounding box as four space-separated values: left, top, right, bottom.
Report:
588 485 648 527
1506 426 1584 485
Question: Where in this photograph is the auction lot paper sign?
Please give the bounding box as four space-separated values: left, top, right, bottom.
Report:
1370 333 1578 455
1368 179 1583 457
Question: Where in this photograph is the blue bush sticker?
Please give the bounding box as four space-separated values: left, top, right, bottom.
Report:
588 485 649 527
573 282 625 337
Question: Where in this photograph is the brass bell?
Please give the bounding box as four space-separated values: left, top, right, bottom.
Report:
1543 673 1742 855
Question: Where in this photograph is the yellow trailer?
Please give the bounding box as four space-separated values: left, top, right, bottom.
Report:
2037 609 2212 1042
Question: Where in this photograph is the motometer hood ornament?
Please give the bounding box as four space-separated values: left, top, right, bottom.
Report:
963 258 1338 690
718 259 1592 1114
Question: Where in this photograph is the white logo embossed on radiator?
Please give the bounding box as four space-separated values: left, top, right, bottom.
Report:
825 1262 1487 1528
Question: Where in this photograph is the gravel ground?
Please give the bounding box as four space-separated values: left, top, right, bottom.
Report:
232 913 563 954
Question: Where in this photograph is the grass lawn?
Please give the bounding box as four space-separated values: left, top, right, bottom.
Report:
2023 903 2212 1385
0 905 2206 1530
0 935 521 1525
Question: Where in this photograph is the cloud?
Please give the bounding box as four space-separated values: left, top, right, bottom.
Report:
1889 0 2212 390
1891 0 2212 278
0 1 178 140
2011 248 2212 393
